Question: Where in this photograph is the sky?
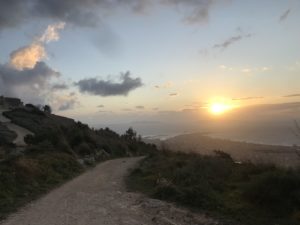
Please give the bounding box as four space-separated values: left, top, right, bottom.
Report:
0 0 300 130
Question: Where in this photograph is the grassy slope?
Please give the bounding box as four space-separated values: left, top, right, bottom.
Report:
0 152 82 219
163 133 298 167
0 108 156 220
127 150 300 225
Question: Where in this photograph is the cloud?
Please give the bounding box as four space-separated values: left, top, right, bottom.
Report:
98 104 105 108
57 97 79 111
136 105 145 109
154 81 173 89
122 108 133 111
283 94 300 98
51 83 69 91
0 22 72 107
38 22 66 43
75 71 143 96
162 0 221 24
58 100 77 111
9 22 65 70
213 33 252 51
232 96 264 101
98 110 112 113
169 93 178 97
238 102 300 114
0 61 60 103
46 91 80 112
9 43 46 70
279 9 291 22
0 1 28 30
0 0 226 30
241 68 251 73
0 0 98 29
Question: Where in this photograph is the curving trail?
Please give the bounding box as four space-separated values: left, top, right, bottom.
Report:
0 157 218 225
0 109 33 146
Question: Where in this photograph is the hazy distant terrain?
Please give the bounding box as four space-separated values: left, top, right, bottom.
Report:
156 133 300 168
103 119 300 146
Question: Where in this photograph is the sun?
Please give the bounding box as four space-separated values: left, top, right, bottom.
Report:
209 102 232 115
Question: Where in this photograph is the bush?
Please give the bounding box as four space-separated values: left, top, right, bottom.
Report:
75 142 93 156
243 170 300 215
0 152 82 219
127 150 300 225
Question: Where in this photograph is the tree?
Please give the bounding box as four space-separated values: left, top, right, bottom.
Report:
43 105 52 114
123 127 137 140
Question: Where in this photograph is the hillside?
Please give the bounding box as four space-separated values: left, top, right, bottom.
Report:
0 157 218 225
127 150 300 225
0 106 157 220
160 133 300 168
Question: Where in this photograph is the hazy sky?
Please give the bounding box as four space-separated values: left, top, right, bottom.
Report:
0 0 300 126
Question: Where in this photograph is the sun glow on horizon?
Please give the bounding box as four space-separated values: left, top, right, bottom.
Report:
209 102 233 115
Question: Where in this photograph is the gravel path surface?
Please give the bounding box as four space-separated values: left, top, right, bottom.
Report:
0 157 218 225
0 109 33 146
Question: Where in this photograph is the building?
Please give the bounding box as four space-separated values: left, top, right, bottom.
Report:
0 96 23 109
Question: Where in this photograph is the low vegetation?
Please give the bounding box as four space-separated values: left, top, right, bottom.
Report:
0 152 82 219
127 150 300 225
0 107 157 220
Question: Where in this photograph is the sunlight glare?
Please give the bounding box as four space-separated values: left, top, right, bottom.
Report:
210 102 232 115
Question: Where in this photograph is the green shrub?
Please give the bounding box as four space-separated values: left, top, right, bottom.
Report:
0 152 82 219
75 142 93 156
127 150 300 225
243 170 300 215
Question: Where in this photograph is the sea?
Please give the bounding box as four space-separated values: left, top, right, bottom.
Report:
99 121 300 147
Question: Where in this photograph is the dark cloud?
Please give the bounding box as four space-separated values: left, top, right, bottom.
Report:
51 83 69 91
0 0 28 30
213 33 252 50
169 93 178 97
232 96 264 101
0 0 226 30
0 0 102 29
0 0 101 29
75 71 143 97
0 61 60 103
283 94 300 98
279 9 291 22
162 0 221 24
136 105 145 109
98 104 104 108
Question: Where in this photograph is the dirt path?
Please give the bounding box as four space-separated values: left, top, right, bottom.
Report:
0 109 33 146
0 157 217 225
